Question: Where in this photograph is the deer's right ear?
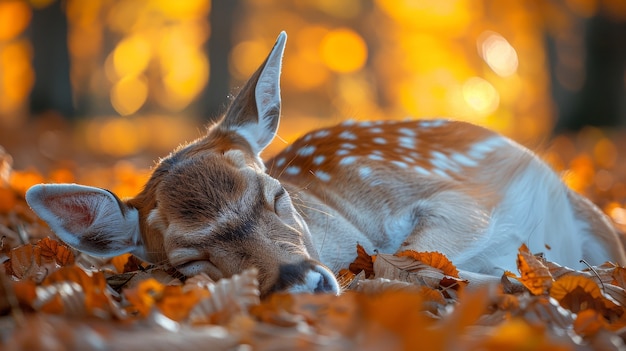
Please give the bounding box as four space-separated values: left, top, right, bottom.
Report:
221 31 287 155
25 184 145 259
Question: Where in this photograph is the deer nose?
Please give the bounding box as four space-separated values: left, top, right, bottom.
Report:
311 264 340 294
276 260 340 295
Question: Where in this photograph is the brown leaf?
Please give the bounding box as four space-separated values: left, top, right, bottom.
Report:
396 250 460 277
38 237 75 266
348 244 374 278
123 278 165 318
42 265 114 317
550 275 622 319
574 309 607 338
506 244 552 295
188 268 259 324
373 253 467 292
4 244 46 282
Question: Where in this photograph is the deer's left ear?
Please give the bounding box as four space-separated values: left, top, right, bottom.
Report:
25 184 146 259
221 31 287 155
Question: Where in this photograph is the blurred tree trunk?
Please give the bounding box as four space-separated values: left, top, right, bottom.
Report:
552 14 626 133
198 0 239 122
29 1 74 119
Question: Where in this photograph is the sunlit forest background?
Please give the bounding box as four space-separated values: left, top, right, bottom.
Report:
1 0 626 214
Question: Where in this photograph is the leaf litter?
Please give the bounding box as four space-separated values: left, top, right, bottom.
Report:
1 151 626 350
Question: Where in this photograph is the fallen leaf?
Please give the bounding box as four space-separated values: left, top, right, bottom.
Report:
38 237 75 266
348 244 374 278
506 244 552 295
396 250 459 277
550 275 622 320
574 309 606 338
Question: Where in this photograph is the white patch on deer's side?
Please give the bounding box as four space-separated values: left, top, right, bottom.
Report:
430 151 459 173
339 130 357 140
275 157 286 167
313 130 330 138
398 127 416 137
339 156 357 166
341 143 357 149
359 166 372 180
413 165 430 176
391 160 408 169
297 145 316 156
336 149 350 156
315 170 332 182
341 119 356 126
451 152 479 167
420 119 447 128
373 137 387 145
468 136 506 160
369 127 383 133
432 168 450 178
313 155 326 165
285 166 301 175
302 134 312 142
368 154 384 161
401 155 415 164
398 136 416 149
359 121 373 127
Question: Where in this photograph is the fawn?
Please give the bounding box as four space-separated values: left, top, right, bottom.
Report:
26 32 626 296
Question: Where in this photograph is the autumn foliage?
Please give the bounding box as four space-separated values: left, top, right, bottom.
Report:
1 138 626 350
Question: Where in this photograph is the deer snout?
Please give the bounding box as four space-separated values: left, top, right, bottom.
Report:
271 260 340 295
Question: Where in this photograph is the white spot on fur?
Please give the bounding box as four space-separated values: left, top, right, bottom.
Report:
370 127 383 133
413 166 430 175
315 170 331 182
297 145 316 156
468 136 506 159
373 137 387 144
341 120 356 126
359 166 372 179
339 156 357 166
368 154 384 161
398 127 416 137
341 143 357 149
398 136 416 149
313 130 330 138
336 149 350 156
285 166 301 175
420 119 447 128
391 160 408 169
339 131 357 140
275 157 286 167
451 152 479 167
313 155 326 165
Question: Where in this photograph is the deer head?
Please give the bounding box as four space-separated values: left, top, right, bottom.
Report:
26 32 340 297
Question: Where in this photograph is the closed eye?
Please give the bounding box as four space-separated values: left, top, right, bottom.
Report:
175 260 223 280
274 187 287 213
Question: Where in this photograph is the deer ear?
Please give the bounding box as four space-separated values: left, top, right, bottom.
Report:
25 184 145 259
221 31 287 154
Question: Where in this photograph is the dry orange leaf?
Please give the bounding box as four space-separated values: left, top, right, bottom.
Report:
158 285 208 322
4 244 44 281
506 244 552 295
550 275 621 318
38 237 75 266
348 244 374 278
110 253 133 273
396 250 460 278
43 265 112 316
574 309 607 338
124 278 165 317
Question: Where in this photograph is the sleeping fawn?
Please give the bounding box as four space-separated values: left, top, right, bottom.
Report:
26 32 626 296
